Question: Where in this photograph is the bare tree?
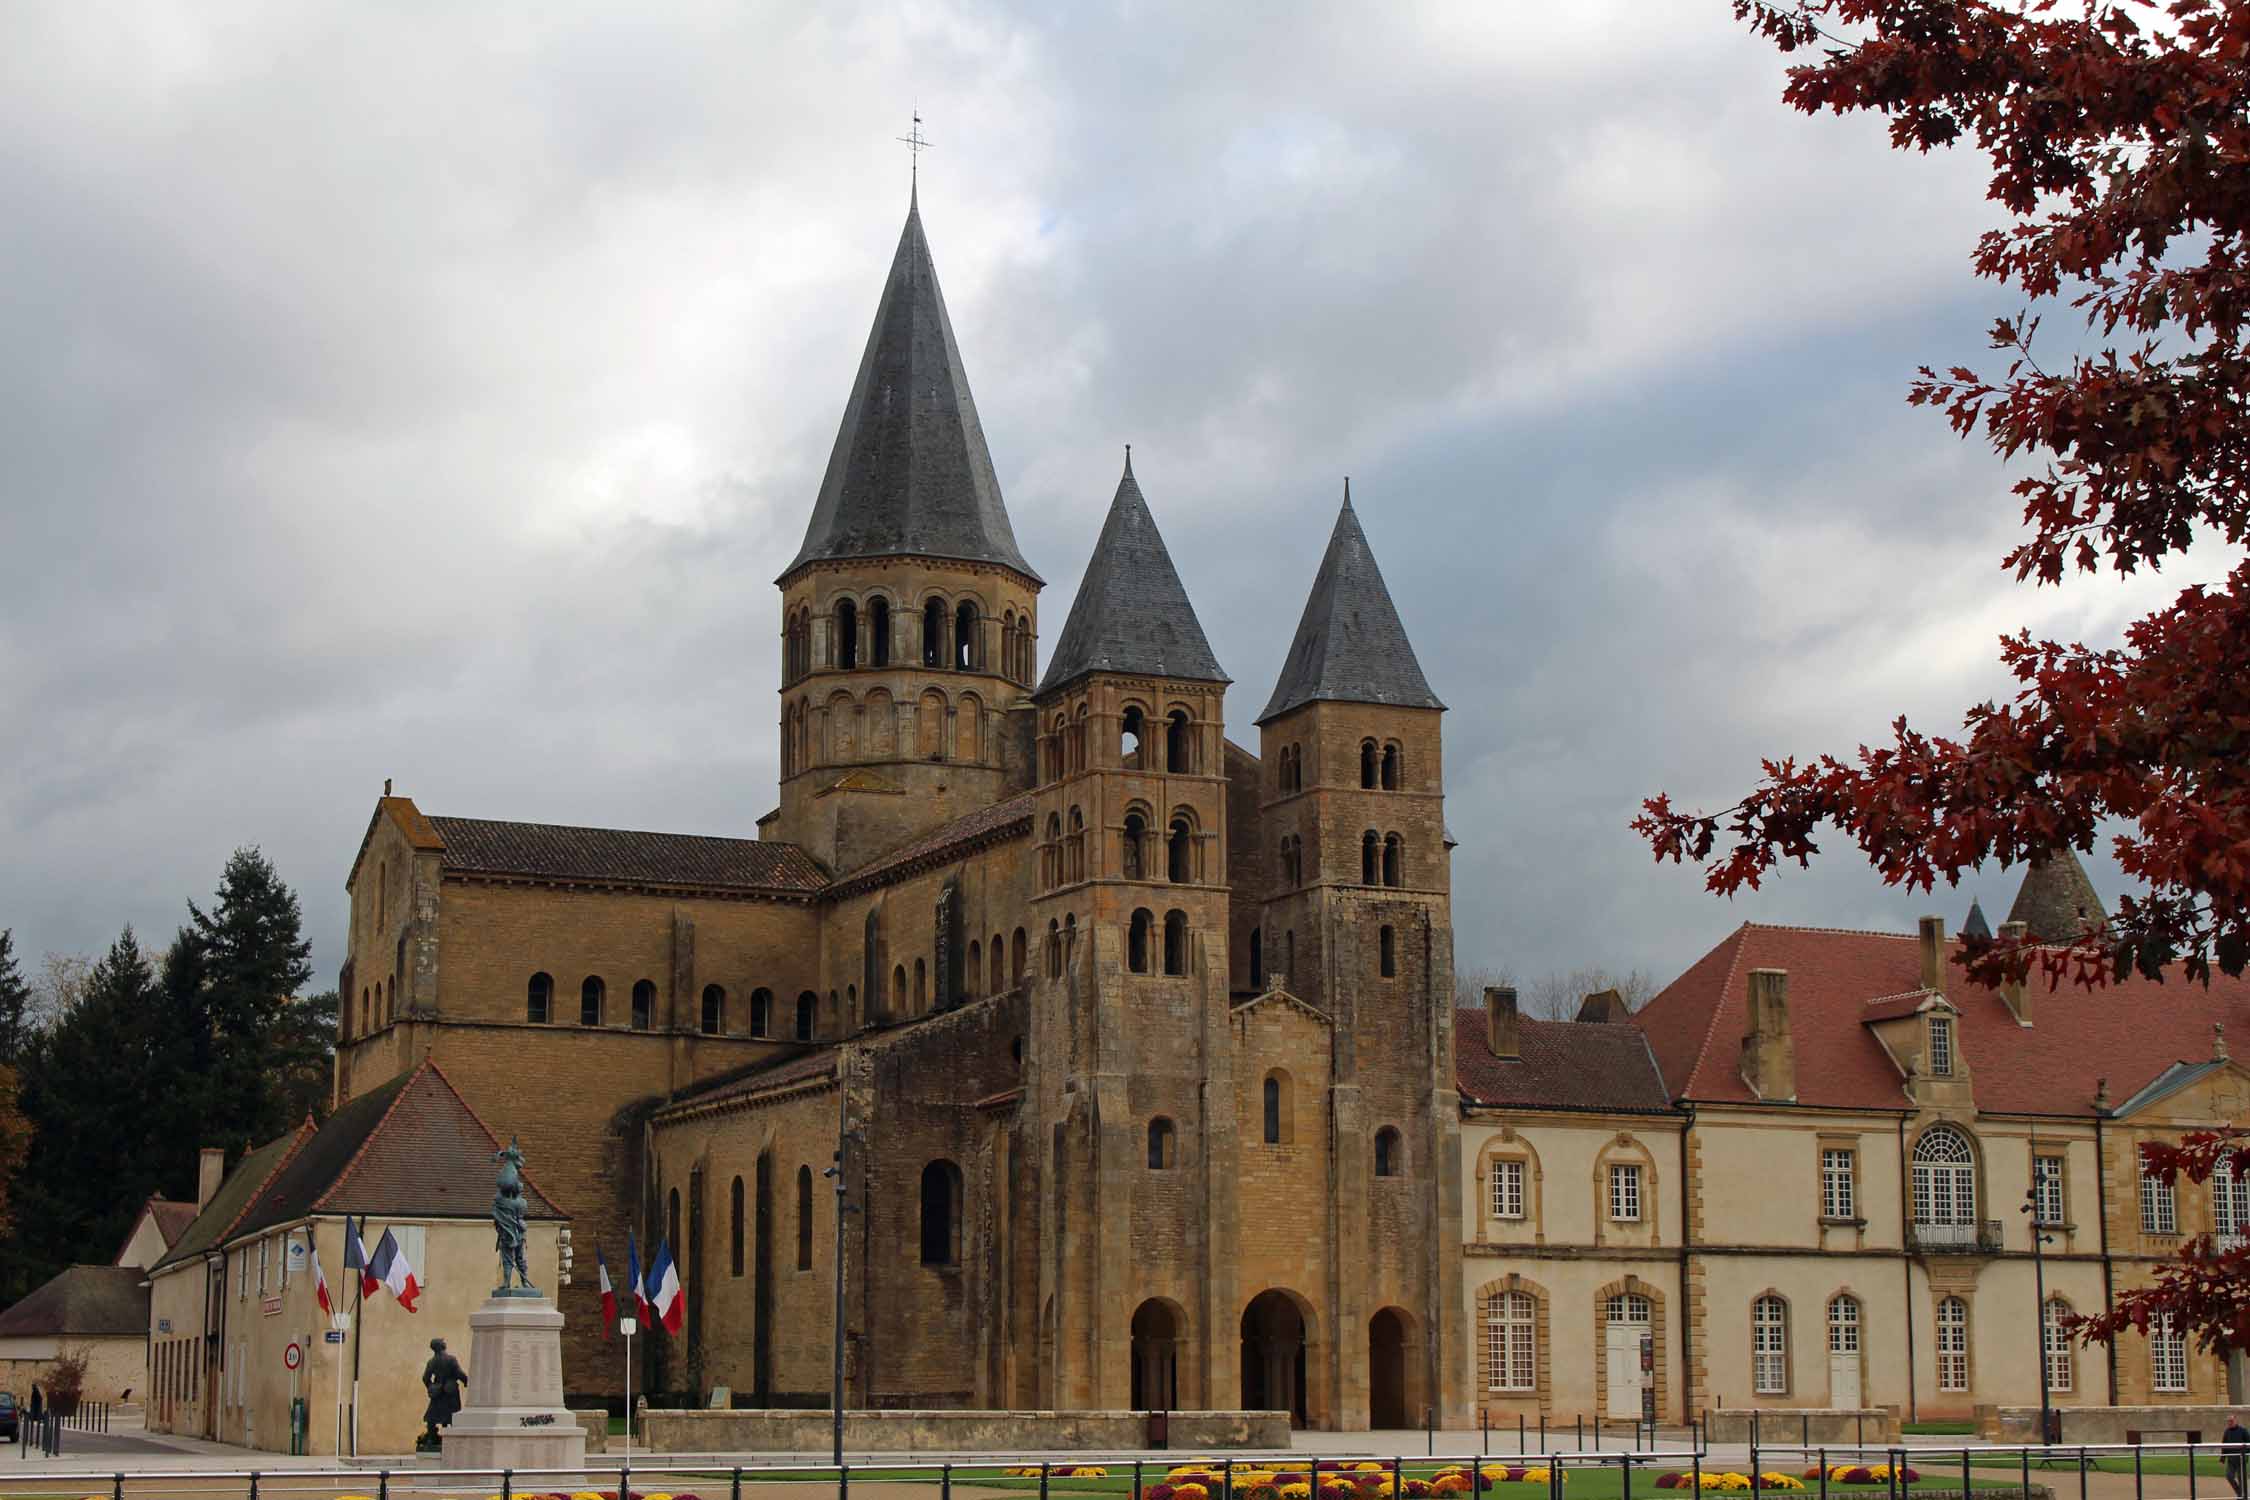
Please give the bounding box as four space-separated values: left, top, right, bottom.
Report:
1456 963 1657 1021
31 952 91 1034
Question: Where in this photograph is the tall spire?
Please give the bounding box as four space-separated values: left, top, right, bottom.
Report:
1036 454 1227 697
1257 484 1444 723
2006 849 2107 943
782 198 1039 582
1960 896 1992 942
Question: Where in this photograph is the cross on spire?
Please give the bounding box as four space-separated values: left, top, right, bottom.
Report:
897 111 932 194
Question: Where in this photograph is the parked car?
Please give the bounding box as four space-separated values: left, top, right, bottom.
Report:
0 1391 18 1442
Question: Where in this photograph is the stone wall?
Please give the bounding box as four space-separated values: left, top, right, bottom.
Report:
1977 1404 2241 1444
1703 1407 1902 1444
637 1405 1290 1453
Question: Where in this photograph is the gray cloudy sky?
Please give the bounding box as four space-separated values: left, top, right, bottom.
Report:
0 2 2209 997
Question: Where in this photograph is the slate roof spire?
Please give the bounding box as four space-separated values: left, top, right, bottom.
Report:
1257 482 1445 723
1035 451 1228 697
1960 896 1992 942
2007 849 2108 944
782 196 1039 582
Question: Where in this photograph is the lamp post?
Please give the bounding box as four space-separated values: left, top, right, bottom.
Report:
619 1315 637 1465
2023 1188 2055 1445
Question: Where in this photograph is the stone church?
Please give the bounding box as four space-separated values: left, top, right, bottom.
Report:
334 192 1467 1430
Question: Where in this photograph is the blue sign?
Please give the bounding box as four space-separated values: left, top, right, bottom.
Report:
323 1330 345 1344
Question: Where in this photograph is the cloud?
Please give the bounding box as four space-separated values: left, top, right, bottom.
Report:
0 1 2177 1001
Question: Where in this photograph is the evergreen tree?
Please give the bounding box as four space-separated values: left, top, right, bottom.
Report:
0 931 30 1065
274 989 339 1126
187 848 313 1151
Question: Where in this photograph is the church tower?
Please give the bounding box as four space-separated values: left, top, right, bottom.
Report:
1023 455 1236 1411
772 192 1043 873
1256 485 1464 1429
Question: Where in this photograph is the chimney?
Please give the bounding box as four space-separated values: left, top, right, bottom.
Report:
1741 968 1796 1102
1485 986 1520 1061
1999 920 2032 1025
197 1147 226 1211
1918 915 1947 992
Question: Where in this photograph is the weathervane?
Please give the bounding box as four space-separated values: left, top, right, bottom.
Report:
897 111 932 190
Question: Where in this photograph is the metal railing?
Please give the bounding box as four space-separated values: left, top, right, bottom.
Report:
1749 1439 2249 1500
1909 1218 2004 1253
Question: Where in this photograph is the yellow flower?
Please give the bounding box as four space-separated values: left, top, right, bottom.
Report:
1281 1488 1312 1500
1177 1485 1211 1500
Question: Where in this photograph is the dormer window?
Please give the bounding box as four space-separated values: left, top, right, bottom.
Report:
1927 1013 1954 1076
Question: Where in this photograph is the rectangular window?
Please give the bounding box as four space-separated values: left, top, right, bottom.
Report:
1752 1298 1789 1395
1927 1014 1954 1076
1821 1148 1856 1221
1487 1292 1536 1391
1609 1163 1642 1222
2152 1314 2188 1392
2032 1155 2066 1227
2142 1169 2179 1234
1490 1159 1525 1220
2218 1156 2250 1240
1936 1298 1969 1392
2044 1301 2074 1394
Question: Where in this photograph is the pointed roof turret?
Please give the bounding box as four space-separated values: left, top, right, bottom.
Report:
782 198 1039 582
1035 451 1228 697
2007 849 2108 944
1257 483 1445 723
1960 896 1992 942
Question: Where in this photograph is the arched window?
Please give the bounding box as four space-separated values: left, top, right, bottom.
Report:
1936 1296 1968 1391
1044 813 1063 890
1163 909 1188 975
1374 1126 1402 1177
385 976 395 1025
835 598 858 670
1489 1290 1536 1391
892 964 907 1009
914 958 927 1010
1609 1292 1652 1325
1072 704 1089 773
966 940 981 996
1012 927 1027 982
990 933 1005 994
630 979 655 1031
869 596 891 667
1383 832 1403 887
1123 810 1147 880
2043 1297 2074 1393
1064 913 1077 967
751 988 773 1038
922 597 947 667
579 976 604 1027
1262 1070 1293 1145
1147 1117 1176 1170
1362 830 1380 885
1361 739 1379 788
954 600 979 670
1752 1295 1790 1394
1911 1125 1978 1246
796 991 816 1041
1380 924 1396 977
701 984 724 1035
1249 928 1263 989
1129 910 1153 974
1827 1293 1861 1363
1067 806 1085 883
1045 920 1061 979
797 1165 814 1270
1122 706 1145 768
1166 708 1193 773
730 1175 746 1277
919 1160 962 1266
1168 816 1193 883
1382 742 1401 790
1290 743 1306 792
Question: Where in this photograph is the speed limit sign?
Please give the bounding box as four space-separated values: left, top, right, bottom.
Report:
284 1342 302 1371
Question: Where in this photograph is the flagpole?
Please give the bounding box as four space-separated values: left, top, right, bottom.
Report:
350 1218 367 1458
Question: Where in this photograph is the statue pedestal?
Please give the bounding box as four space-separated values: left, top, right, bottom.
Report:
441 1293 586 1475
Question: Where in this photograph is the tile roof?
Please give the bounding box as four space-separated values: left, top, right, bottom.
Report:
1632 920 2250 1113
428 815 826 894
1036 456 1228 696
828 791 1035 894
232 1061 565 1237
0 1266 148 1339
1258 487 1444 724
783 195 1039 583
659 1047 839 1116
113 1196 199 1266
1454 1009 1674 1114
151 1126 314 1273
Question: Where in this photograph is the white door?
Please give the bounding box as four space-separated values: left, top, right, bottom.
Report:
1606 1323 1646 1413
1829 1352 1861 1408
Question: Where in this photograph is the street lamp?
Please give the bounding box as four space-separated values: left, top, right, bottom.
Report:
618 1315 638 1465
2023 1188 2055 1445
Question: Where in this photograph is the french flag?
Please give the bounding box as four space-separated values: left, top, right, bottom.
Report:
312 1242 334 1318
344 1216 372 1297
597 1248 617 1338
366 1226 421 1312
627 1231 650 1324
648 1240 683 1336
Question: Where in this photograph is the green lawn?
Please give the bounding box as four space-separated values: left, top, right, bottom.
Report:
1971 1453 2232 1477
1902 1425 1978 1438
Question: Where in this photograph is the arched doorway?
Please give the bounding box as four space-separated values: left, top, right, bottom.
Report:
1370 1307 1412 1428
1241 1289 1311 1428
1131 1299 1183 1410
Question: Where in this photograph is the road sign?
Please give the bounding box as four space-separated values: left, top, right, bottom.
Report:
284 1342 302 1371
323 1330 345 1344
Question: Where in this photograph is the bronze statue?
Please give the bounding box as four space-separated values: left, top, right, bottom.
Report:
493 1137 535 1293
418 1336 468 1452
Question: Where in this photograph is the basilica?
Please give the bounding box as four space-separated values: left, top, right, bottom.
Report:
332 191 1465 1430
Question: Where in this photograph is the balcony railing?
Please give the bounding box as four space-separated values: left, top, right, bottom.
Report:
1910 1217 2002 1253
2214 1230 2246 1253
